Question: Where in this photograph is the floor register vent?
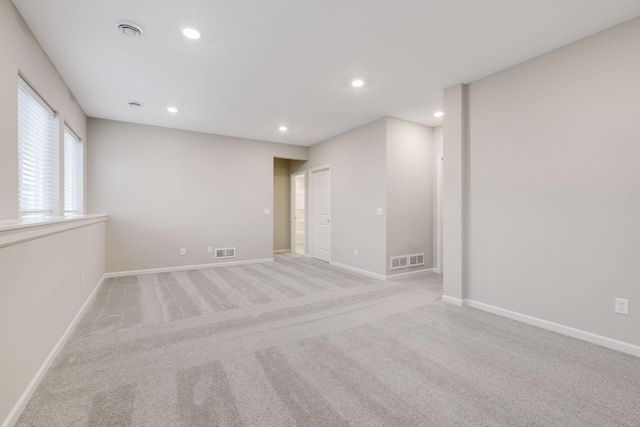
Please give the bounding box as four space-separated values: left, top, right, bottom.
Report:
215 247 236 259
409 253 425 267
390 253 425 269
390 256 408 270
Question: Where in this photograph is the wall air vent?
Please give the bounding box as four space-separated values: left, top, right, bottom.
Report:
390 255 408 270
409 253 425 267
117 21 144 37
215 248 236 259
127 100 143 108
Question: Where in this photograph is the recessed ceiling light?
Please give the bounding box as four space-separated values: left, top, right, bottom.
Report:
351 79 364 88
434 111 444 117
182 28 201 40
167 107 179 113
279 126 288 131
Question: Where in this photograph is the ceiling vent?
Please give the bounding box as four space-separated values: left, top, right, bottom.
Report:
127 100 143 108
117 21 144 37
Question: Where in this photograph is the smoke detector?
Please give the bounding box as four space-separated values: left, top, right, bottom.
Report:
127 100 143 108
117 21 144 37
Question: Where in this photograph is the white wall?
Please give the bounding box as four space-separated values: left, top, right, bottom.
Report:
448 17 640 346
386 117 434 275
87 119 307 273
292 117 435 278
0 220 106 426
294 118 388 276
0 2 106 425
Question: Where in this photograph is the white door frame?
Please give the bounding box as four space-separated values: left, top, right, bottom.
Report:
308 165 331 261
290 170 306 255
435 155 443 274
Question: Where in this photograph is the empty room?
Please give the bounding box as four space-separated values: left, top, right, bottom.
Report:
1 0 640 426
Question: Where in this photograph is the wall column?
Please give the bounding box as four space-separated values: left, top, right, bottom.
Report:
442 83 468 305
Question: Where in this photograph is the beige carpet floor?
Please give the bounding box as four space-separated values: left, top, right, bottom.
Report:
17 254 640 426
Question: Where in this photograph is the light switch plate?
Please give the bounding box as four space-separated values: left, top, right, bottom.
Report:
377 208 383 216
264 208 271 215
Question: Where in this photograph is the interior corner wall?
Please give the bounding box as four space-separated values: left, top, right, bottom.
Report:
0 2 103 425
432 125 443 272
273 158 291 252
293 118 388 276
385 117 434 276
87 119 307 273
464 17 640 346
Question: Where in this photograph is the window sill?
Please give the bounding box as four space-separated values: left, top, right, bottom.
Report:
0 214 107 248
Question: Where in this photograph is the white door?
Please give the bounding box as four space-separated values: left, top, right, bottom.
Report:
313 169 330 262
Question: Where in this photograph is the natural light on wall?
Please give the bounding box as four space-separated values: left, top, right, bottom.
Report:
64 127 83 214
17 79 59 218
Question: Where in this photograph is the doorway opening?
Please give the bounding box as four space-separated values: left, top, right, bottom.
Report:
274 158 306 254
291 172 306 255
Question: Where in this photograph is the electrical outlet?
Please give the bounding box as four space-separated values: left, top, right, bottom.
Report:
615 298 629 315
354 249 358 256
207 246 213 254
180 248 186 256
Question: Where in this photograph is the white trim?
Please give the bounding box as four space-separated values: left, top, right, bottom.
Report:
0 215 107 249
442 298 640 358
290 170 306 255
273 249 290 254
465 299 640 358
442 295 464 306
386 268 434 280
104 258 274 278
0 213 106 232
329 261 386 280
1 274 107 427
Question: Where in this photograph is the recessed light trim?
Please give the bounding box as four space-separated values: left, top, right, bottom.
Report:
434 111 444 117
182 28 201 40
167 107 179 113
351 79 365 88
278 126 288 131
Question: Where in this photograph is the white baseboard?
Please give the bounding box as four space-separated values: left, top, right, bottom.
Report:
273 249 291 254
386 268 434 280
329 262 435 281
442 297 640 358
441 295 464 306
104 258 274 278
329 261 386 280
2 274 107 427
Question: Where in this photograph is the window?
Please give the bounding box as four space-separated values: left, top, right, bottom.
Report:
17 78 59 217
64 127 83 214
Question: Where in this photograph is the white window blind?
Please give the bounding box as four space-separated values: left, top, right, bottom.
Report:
17 81 59 217
64 128 83 214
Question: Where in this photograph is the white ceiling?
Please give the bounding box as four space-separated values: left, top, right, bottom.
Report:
12 0 640 146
